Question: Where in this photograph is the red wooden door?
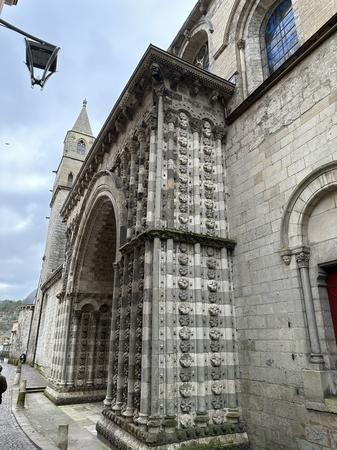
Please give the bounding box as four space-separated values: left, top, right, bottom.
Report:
327 272 337 344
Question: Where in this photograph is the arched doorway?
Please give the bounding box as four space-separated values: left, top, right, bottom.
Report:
70 197 116 394
48 195 118 403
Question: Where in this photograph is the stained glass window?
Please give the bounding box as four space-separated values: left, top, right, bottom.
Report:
265 0 298 73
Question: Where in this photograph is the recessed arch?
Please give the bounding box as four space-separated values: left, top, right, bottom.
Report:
181 29 210 70
280 161 337 252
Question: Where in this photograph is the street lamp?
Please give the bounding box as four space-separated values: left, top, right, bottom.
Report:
0 18 60 88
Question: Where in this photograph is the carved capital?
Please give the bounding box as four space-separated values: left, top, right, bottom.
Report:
213 125 226 142
295 251 310 269
237 39 246 50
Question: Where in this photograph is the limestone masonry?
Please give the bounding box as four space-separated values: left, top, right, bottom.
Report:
15 1 337 449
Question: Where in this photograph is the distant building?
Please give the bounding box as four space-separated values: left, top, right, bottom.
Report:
20 0 337 449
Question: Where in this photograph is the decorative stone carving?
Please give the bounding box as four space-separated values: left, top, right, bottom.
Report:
282 254 292 265
179 266 188 276
209 329 220 340
179 316 190 326
210 341 220 352
206 219 216 229
179 155 188 165
178 136 188 147
211 382 223 395
209 317 219 328
208 293 218 303
203 121 212 138
179 112 189 129
203 163 213 173
180 399 192 413
179 303 192 315
211 398 222 409
204 181 214 191
209 305 220 316
178 278 189 290
180 341 192 353
179 291 188 301
179 204 188 213
207 280 218 292
179 214 189 224
203 146 213 156
180 368 192 381
179 383 193 398
178 173 188 184
207 269 216 279
212 411 224 425
179 327 192 340
295 251 310 268
178 254 189 265
210 354 221 367
180 414 192 429
207 258 217 269
180 354 193 368
179 194 188 204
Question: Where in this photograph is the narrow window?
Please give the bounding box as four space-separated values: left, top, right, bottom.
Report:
193 42 209 71
76 139 86 155
265 0 298 73
327 271 337 344
67 172 73 187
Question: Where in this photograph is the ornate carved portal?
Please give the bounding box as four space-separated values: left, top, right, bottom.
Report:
47 47 248 449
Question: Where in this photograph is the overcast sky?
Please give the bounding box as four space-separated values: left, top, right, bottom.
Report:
0 0 195 300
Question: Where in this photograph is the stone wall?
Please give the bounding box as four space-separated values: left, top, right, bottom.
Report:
34 278 62 378
9 306 34 362
225 32 337 450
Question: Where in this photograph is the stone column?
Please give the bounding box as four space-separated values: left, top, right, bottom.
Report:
296 250 324 364
136 129 146 233
66 310 81 386
104 262 120 408
124 248 139 421
237 39 248 98
137 241 152 429
60 295 72 386
113 255 129 414
86 311 99 386
127 139 137 241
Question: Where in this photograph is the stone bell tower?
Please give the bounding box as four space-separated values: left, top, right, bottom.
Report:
27 101 95 366
42 99 95 282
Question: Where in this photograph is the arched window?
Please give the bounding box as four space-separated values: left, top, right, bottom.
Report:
265 0 298 73
193 42 209 71
181 30 210 72
67 172 74 187
76 139 86 155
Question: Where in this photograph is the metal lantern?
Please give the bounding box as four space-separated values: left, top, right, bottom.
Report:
25 38 60 88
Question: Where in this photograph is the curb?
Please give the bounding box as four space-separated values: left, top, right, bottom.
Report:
11 386 59 450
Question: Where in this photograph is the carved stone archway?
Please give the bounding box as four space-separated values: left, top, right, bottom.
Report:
280 161 337 364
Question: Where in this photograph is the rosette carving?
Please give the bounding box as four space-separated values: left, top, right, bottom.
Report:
211 382 223 395
178 254 189 265
208 280 218 292
178 278 189 290
180 354 193 368
179 303 192 315
210 354 221 367
179 327 192 340
209 329 221 340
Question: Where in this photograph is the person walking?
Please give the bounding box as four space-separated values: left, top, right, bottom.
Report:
0 365 7 404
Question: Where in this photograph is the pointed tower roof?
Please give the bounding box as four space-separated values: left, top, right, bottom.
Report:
71 99 93 136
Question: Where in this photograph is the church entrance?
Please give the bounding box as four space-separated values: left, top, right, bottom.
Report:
327 271 337 344
47 196 117 403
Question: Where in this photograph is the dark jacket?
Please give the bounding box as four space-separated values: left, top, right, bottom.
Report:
0 374 7 394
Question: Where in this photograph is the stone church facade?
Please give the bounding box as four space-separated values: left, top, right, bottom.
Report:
24 1 337 449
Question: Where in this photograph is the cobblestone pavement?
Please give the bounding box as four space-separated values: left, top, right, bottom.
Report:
0 361 37 449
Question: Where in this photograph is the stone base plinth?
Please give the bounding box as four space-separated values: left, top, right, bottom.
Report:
96 411 249 450
45 385 106 405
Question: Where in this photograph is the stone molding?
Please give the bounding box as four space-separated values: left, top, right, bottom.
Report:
280 161 337 258
119 227 236 255
61 45 234 221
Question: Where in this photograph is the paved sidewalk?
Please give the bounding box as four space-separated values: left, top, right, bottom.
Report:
0 361 37 449
1 361 109 450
